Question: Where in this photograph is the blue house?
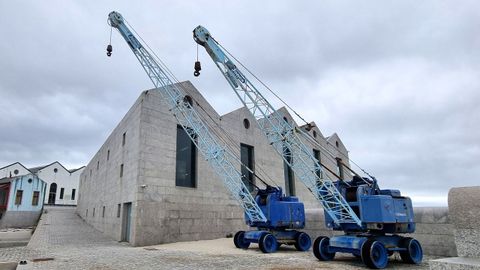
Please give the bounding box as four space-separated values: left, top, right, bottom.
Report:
0 174 46 228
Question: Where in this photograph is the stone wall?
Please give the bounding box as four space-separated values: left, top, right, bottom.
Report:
304 207 457 257
0 211 41 229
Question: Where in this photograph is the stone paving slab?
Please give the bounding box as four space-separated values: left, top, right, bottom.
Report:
3 207 434 269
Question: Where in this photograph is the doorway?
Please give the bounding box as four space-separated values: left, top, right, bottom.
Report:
48 183 57 204
121 202 132 242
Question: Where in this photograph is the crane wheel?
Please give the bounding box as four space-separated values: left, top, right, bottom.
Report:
313 236 335 261
233 231 250 249
399 237 423 264
361 239 388 269
259 233 278 253
294 232 311 251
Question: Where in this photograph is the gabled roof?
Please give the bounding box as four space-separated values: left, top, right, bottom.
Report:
29 161 85 174
0 162 33 174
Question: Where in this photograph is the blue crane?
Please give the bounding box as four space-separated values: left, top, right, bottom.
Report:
106 11 312 253
194 25 423 269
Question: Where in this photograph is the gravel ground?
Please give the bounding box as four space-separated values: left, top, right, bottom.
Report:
0 207 433 269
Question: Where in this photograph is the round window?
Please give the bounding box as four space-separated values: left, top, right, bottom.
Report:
183 95 193 106
243 119 250 129
54 168 58 173
28 178 33 183
13 169 19 175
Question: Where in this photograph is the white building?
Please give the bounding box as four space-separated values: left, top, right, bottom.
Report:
0 161 84 205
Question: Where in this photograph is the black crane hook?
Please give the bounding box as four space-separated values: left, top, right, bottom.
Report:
194 61 201 77
106 25 113 57
193 43 201 76
106 44 113 57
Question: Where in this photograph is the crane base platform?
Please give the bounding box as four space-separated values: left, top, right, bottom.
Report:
233 229 312 253
313 234 423 269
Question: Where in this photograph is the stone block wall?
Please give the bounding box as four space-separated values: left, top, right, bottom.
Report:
304 207 457 257
0 211 41 229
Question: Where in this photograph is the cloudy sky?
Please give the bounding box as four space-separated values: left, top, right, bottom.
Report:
0 1 478 206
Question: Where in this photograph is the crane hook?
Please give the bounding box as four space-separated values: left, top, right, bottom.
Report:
106 44 113 57
194 61 201 77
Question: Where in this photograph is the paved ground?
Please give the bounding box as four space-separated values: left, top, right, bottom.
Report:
0 207 433 269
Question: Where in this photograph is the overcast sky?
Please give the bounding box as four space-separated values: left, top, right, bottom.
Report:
0 1 478 206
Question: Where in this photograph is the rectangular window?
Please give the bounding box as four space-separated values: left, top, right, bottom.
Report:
240 143 255 192
120 164 124 178
283 146 295 196
93 208 95 217
107 149 110 161
313 149 322 178
32 191 40 206
59 188 64 199
117 204 121 218
122 132 126 146
15 190 23 205
71 189 76 200
102 206 105 218
86 209 88 217
336 158 344 180
175 125 197 188
97 161 99 170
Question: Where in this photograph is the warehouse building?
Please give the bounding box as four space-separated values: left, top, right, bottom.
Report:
0 161 84 205
77 81 351 246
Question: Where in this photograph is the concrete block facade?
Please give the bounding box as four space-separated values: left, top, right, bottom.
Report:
77 81 352 246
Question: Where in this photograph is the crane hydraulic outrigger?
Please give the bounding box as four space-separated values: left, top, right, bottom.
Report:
193 26 423 269
105 11 312 254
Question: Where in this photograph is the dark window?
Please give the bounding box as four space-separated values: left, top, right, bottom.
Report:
243 119 250 129
120 164 124 178
59 188 64 199
54 168 58 173
102 206 105 218
240 143 255 192
93 207 95 217
283 146 295 196
71 189 76 200
175 125 197 188
15 190 23 205
97 161 99 170
107 150 110 161
32 191 40 206
313 130 317 138
13 169 19 175
336 158 344 180
313 149 322 178
28 178 32 184
86 209 88 217
122 132 126 146
117 204 121 218
336 141 339 147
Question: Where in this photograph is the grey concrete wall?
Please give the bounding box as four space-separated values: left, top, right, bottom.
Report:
77 91 143 243
304 207 457 257
0 211 41 229
448 186 480 258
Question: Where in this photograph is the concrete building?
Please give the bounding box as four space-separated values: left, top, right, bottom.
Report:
77 81 351 246
0 174 46 228
0 162 84 205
